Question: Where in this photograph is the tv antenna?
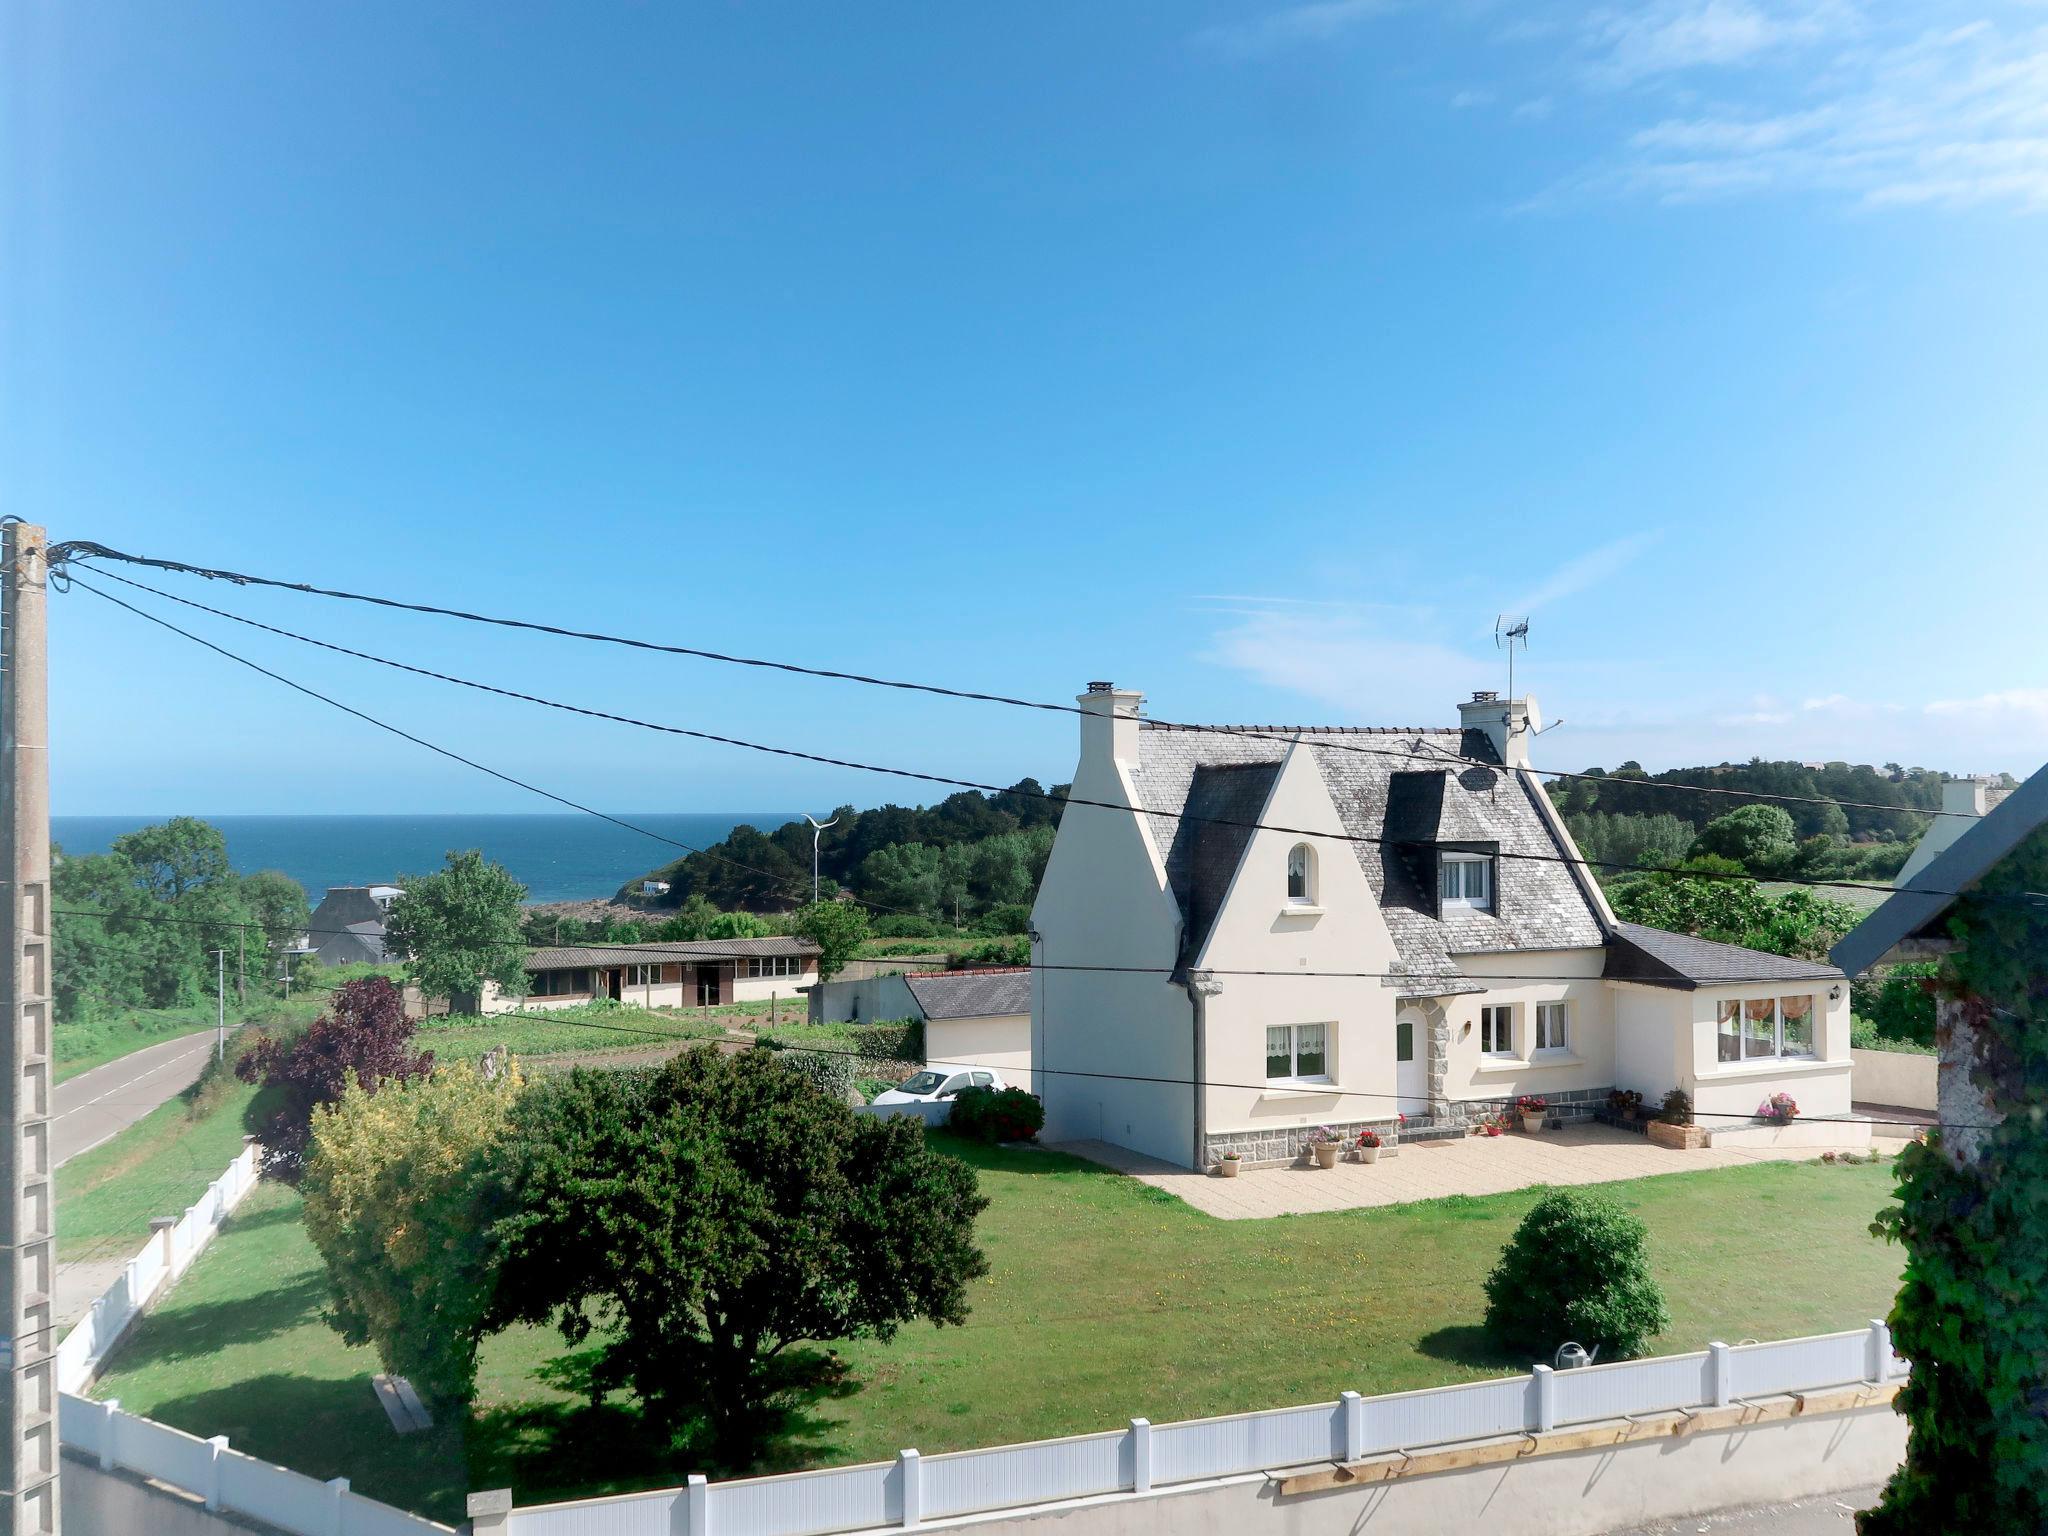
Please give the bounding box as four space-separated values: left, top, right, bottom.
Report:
1495 614 1529 700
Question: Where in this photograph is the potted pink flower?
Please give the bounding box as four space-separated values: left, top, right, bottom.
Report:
1758 1092 1799 1125
1355 1128 1384 1165
1216 1150 1242 1178
1516 1095 1548 1134
1307 1127 1342 1169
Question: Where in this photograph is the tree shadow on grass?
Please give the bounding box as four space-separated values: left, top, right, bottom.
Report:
1416 1323 1523 1372
112 1272 330 1367
212 1197 302 1235
468 1343 866 1504
139 1371 469 1525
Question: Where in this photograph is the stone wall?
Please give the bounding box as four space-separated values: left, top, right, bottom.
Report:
1204 1115 1403 1169
1432 1084 1614 1129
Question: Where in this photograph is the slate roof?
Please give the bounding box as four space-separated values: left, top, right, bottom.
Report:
1832 759 2048 978
1604 922 1843 990
904 968 1032 1020
1164 761 1281 969
1132 723 1606 995
525 936 821 970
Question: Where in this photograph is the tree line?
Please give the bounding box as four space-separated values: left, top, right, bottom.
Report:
624 780 1066 929
1546 757 1950 843
52 816 311 1022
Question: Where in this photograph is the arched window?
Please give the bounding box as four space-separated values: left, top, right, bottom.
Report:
1286 843 1316 905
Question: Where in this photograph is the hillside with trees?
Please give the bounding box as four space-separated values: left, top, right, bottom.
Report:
622 780 1067 930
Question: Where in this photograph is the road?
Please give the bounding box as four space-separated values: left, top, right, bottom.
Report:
1601 1486 1880 1534
54 1030 221 1167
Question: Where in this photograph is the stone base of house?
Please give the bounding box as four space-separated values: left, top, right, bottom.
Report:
1205 1116 1404 1170
1432 1085 1614 1131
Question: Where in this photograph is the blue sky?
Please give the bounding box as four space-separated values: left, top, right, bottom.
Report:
6 0 2045 815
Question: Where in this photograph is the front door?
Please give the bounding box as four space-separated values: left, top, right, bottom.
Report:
696 964 720 1007
606 968 624 1002
1395 1008 1428 1117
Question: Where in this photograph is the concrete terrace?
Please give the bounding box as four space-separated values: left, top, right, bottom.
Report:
1058 1122 1911 1220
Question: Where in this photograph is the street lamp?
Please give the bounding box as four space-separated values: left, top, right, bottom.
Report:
802 813 839 904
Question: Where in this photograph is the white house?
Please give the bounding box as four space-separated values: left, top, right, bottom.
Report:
1031 683 1853 1169
478 936 821 1013
812 967 1034 1090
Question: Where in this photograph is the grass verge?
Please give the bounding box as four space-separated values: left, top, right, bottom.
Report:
95 1137 1903 1520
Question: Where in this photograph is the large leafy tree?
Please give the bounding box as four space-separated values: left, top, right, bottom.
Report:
1484 1189 1669 1361
1610 871 1861 962
235 976 434 1177
792 899 870 981
301 1060 521 1408
1688 804 1800 876
384 849 530 1009
491 1046 987 1458
110 815 230 900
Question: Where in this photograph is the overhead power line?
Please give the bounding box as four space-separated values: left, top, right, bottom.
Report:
48 542 1968 823
62 572 1994 912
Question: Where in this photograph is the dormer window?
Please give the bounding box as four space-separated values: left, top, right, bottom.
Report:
1286 843 1317 905
1440 852 1493 911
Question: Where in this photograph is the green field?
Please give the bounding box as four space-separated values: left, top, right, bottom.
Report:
92 1138 1906 1524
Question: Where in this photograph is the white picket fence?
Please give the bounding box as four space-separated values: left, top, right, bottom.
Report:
62 1395 452 1536
502 1323 1906 1536
56 1139 263 1393
54 1140 455 1535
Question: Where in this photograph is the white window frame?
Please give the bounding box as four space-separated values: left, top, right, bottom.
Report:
1265 1022 1331 1084
1533 1000 1570 1054
745 955 803 979
1715 994 1818 1063
628 963 664 987
1286 843 1317 906
1479 1003 1515 1057
1440 852 1494 911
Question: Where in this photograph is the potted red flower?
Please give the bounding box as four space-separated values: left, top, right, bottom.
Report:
1355 1128 1384 1165
1516 1095 1548 1134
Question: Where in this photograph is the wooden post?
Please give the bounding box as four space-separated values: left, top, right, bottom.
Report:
1 518 59 1531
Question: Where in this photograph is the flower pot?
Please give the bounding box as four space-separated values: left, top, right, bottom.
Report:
1217 1157 1241 1178
1521 1113 1545 1134
1358 1145 1381 1165
1311 1143 1338 1169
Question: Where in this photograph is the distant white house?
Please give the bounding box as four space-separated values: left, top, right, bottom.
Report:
1031 683 1853 1169
1894 775 2014 886
813 967 1033 1090
478 936 821 1013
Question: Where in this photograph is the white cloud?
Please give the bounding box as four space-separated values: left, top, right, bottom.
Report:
1515 94 1557 119
1545 12 2048 211
1926 687 2048 721
1192 0 1398 58
1452 87 1496 108
1498 531 1660 618
1198 606 1487 720
1581 0 1846 86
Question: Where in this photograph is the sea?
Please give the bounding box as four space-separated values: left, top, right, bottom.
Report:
50 813 802 906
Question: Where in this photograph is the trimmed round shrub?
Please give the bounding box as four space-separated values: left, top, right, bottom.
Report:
948 1086 1045 1143
1483 1189 1669 1362
776 1048 858 1105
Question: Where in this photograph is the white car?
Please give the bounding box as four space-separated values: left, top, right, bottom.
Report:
871 1067 1007 1106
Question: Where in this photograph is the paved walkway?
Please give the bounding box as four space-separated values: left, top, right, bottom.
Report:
1058 1122 1909 1220
1599 1485 1879 1533
55 1030 219 1167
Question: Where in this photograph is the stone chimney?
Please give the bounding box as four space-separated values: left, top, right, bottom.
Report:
1457 689 1541 769
1078 681 1143 773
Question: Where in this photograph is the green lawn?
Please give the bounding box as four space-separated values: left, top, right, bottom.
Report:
58 1081 262 1248
93 1138 1906 1523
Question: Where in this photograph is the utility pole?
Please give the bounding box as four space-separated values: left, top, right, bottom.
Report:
1 520 61 1533
236 927 245 1006
210 949 227 1063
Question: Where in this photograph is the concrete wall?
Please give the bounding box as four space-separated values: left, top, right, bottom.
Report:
63 1451 281 1535
1612 983 1689 1100
923 1402 1905 1536
927 1015 1034 1092
1033 688 1193 1166
812 974 918 1025
1852 1046 1937 1110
